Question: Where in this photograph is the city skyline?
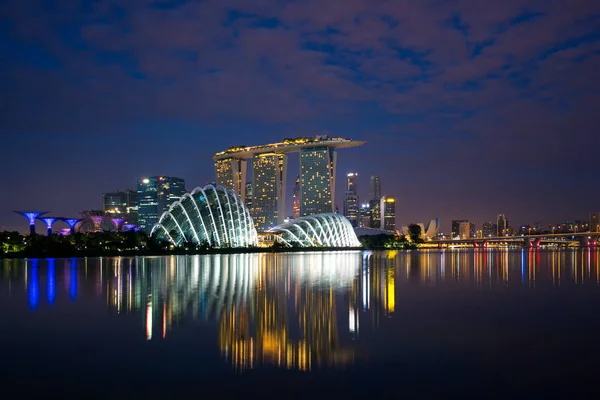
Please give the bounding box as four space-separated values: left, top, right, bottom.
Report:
2 0 600 233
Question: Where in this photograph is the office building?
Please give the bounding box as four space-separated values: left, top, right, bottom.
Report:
590 212 600 232
359 204 371 228
215 158 247 202
102 189 138 222
343 172 359 227
451 220 467 239
381 196 396 232
137 176 186 233
469 222 476 238
251 153 287 231
369 175 381 201
292 175 300 219
245 182 252 209
497 214 508 236
300 147 336 216
369 199 381 229
459 221 470 239
482 222 493 237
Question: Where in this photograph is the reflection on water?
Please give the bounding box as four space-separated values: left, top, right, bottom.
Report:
1 249 599 373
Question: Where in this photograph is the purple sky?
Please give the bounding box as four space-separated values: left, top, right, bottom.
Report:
2 0 599 234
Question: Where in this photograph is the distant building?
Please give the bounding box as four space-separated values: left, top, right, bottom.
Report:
252 154 286 231
137 176 186 233
469 222 476 238
245 182 252 209
451 220 467 239
300 147 335 217
459 221 471 239
590 212 600 232
102 189 138 222
358 203 371 228
401 219 439 240
497 214 508 236
292 175 300 219
369 199 381 229
381 196 396 232
343 172 359 227
369 175 381 201
215 158 247 202
482 222 494 237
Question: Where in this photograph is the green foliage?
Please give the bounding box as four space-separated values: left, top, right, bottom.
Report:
407 223 424 244
358 233 416 250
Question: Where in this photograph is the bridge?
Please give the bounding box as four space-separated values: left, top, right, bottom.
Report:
426 232 599 249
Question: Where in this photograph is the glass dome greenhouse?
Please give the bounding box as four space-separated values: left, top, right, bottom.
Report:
151 184 258 247
268 213 361 248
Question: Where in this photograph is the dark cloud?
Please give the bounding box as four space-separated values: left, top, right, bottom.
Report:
1 0 599 232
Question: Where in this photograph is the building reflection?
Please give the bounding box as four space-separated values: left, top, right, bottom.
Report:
2 248 600 372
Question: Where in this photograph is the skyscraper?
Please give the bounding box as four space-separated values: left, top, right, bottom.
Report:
459 221 470 239
343 172 359 227
245 182 252 209
381 196 396 231
251 153 287 231
215 158 247 202
102 189 138 222
482 222 493 237
292 175 300 219
451 220 467 239
369 175 381 201
137 176 186 233
497 214 508 236
358 203 371 228
590 212 600 232
300 147 336 217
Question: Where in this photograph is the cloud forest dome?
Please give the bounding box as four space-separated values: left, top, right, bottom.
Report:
268 213 362 248
151 184 258 247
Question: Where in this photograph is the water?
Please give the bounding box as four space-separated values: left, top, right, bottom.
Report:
1 249 600 397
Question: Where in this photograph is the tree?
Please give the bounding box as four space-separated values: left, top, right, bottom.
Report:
407 223 424 244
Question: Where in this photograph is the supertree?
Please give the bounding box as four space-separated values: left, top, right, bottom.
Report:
15 211 49 235
61 218 82 235
39 217 59 236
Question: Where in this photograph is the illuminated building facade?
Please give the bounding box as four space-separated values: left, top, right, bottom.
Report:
102 189 138 222
451 219 467 239
358 203 371 228
293 175 300 219
381 196 396 231
497 214 508 236
251 153 287 231
215 158 248 202
268 213 361 248
245 182 252 209
459 221 471 239
369 175 381 201
590 212 600 232
151 184 258 247
213 136 365 228
137 176 186 233
300 147 336 216
344 172 359 227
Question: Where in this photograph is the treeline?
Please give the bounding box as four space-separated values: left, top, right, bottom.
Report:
1 228 423 258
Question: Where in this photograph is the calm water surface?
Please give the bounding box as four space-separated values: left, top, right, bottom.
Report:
1 249 600 397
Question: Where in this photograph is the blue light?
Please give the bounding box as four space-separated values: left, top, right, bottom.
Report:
28 260 40 310
47 259 56 306
69 259 78 301
64 219 80 228
199 195 205 202
41 218 58 229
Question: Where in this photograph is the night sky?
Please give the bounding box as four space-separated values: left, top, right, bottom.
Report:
1 0 599 234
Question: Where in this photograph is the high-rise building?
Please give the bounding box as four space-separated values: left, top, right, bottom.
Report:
590 212 600 232
137 176 186 233
451 220 467 239
245 182 252 209
300 147 336 217
343 172 359 227
482 222 493 237
102 189 138 222
369 175 381 201
497 214 508 236
215 158 247 202
292 175 300 219
381 196 396 232
459 221 470 239
469 222 476 238
251 153 287 231
369 199 381 229
214 136 364 223
358 203 371 228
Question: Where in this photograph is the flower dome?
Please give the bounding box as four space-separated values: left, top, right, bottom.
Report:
268 213 362 248
151 184 258 247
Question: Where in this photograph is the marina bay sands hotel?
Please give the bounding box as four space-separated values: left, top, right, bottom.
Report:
214 135 365 232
